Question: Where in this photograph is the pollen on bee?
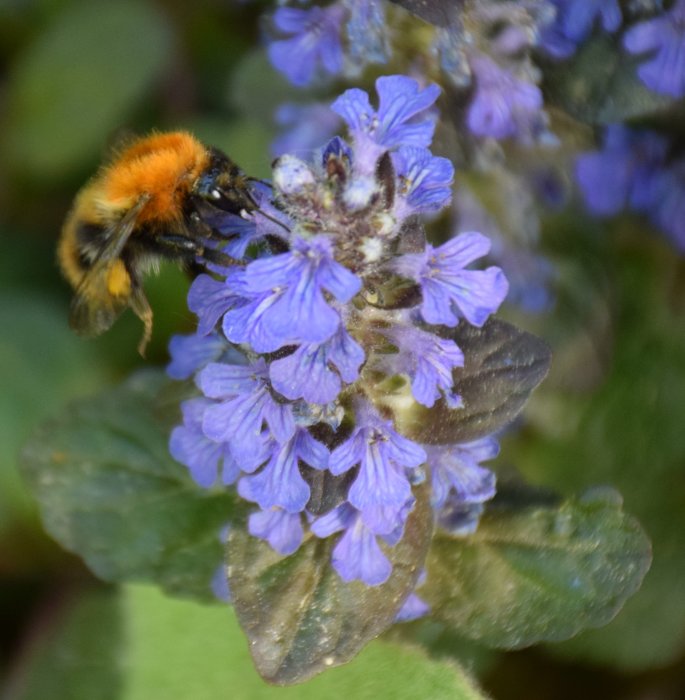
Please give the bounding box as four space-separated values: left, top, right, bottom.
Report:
106 260 132 297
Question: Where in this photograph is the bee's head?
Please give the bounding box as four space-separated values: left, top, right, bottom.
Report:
193 148 257 216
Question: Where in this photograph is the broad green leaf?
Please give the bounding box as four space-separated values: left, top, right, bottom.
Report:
2 0 173 178
228 486 434 685
21 371 237 601
543 35 673 125
125 585 487 699
423 488 651 648
510 232 685 669
384 319 551 444
11 583 488 699
0 293 106 561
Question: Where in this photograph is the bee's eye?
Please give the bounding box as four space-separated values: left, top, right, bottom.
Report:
195 172 218 199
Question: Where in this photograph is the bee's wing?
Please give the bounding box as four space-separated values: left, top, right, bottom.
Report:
68 194 150 337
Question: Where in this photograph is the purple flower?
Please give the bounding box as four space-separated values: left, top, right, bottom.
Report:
270 326 365 404
224 236 361 353
381 326 464 409
395 232 509 328
311 503 393 585
188 271 243 336
249 508 304 555
395 592 430 622
199 359 294 470
239 428 329 513
541 0 622 57
167 332 225 380
467 56 544 141
624 0 685 97
395 570 429 622
427 438 498 511
329 403 426 530
437 500 486 536
331 76 440 173
392 146 454 219
268 5 346 87
169 398 240 488
576 125 668 216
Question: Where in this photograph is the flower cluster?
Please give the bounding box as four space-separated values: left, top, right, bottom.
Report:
542 0 685 99
168 76 507 599
576 125 685 251
266 1 551 144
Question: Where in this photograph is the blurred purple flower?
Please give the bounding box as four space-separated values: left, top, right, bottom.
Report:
624 0 685 97
268 5 346 86
467 55 544 141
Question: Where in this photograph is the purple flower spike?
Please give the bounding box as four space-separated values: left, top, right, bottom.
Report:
392 146 454 218
624 0 685 98
239 428 328 513
330 405 426 529
311 503 392 586
467 56 544 141
169 398 240 488
249 508 304 555
270 326 365 404
428 438 498 511
332 75 440 173
268 5 346 87
396 232 509 328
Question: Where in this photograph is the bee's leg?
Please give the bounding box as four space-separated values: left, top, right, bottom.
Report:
129 288 153 357
156 233 239 268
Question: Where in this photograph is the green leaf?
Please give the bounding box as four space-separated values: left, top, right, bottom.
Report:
543 35 673 125
423 488 651 648
2 0 173 178
385 319 551 445
0 293 109 576
125 585 487 699
509 233 685 669
228 485 434 685
11 584 489 699
20 371 237 601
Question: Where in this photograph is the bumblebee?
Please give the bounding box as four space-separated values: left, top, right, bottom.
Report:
58 131 258 354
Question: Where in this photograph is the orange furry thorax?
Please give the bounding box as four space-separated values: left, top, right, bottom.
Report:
103 132 210 224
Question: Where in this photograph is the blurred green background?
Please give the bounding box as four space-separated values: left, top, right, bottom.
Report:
2 1 685 698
